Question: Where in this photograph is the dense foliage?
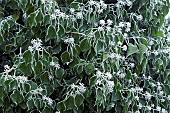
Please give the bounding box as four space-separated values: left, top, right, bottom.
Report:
0 0 170 113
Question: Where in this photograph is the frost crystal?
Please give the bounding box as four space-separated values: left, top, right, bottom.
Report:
16 76 28 83
42 96 53 106
145 92 152 100
137 15 143 20
76 12 83 19
29 38 43 52
50 61 60 69
107 81 114 92
122 45 127 51
99 20 105 26
64 38 74 45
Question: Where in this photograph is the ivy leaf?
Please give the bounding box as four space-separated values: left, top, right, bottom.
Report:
0 86 4 98
35 10 43 24
70 2 80 10
34 61 43 75
45 25 56 42
55 68 65 79
34 98 43 109
40 71 50 84
85 63 95 75
18 62 32 76
27 12 36 26
89 76 97 87
9 80 17 91
64 96 76 110
44 14 51 25
75 94 84 107
42 107 51 113
80 39 91 52
61 51 71 64
126 43 138 57
95 40 104 54
23 50 32 64
57 24 65 41
26 99 34 110
10 90 24 105
19 0 28 6
138 43 147 63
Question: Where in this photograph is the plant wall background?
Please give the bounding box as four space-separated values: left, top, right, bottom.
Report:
0 0 170 113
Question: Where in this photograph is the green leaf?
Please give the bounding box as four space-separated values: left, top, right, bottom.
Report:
19 0 28 6
18 62 32 76
64 96 76 110
35 10 43 24
9 80 17 91
46 25 56 42
23 50 32 64
27 12 36 26
95 40 104 54
57 24 65 41
80 39 91 52
57 101 65 111
89 76 97 87
126 43 138 57
75 65 83 75
26 99 34 110
34 98 43 109
0 86 4 98
40 71 50 84
55 68 65 79
44 14 51 25
22 83 31 92
112 91 121 101
75 94 84 107
70 2 79 9
61 51 71 64
0 35 4 44
10 90 24 105
85 63 95 75
34 61 43 75
138 43 147 63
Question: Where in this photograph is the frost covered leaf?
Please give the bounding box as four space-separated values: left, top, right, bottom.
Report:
64 96 76 110
138 43 147 63
75 94 84 107
26 99 34 110
35 10 43 24
40 71 50 84
126 43 139 57
27 12 36 26
61 51 71 64
57 24 65 41
34 98 43 110
45 25 56 42
23 50 32 64
0 86 4 98
55 68 65 79
18 62 32 76
85 63 95 75
80 39 91 52
10 90 24 105
34 61 43 75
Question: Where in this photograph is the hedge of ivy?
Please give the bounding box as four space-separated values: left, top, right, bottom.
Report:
0 0 170 113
